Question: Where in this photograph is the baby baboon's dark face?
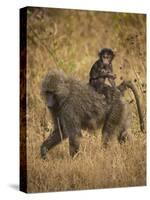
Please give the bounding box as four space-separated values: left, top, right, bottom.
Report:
102 53 113 65
99 48 114 65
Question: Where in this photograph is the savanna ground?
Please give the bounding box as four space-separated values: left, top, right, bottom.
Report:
25 7 146 193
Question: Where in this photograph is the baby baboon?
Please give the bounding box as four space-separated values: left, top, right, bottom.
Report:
40 70 144 158
89 48 116 92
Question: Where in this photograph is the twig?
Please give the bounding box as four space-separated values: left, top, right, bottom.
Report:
28 24 59 68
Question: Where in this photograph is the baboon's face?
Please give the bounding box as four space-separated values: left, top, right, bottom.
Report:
102 53 113 65
45 92 56 108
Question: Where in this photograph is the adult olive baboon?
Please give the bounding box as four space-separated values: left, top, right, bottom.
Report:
40 70 144 158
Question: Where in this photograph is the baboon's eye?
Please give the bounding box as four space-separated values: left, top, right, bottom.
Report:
103 55 109 59
102 54 111 59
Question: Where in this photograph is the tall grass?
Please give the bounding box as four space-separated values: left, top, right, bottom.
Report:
26 7 146 193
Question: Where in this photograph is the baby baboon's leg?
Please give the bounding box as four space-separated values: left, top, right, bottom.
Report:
41 129 67 159
108 78 116 88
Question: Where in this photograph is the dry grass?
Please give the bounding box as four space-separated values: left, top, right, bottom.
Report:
27 132 146 193
25 7 146 193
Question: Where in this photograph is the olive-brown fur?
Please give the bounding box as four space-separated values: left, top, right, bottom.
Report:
40 70 143 158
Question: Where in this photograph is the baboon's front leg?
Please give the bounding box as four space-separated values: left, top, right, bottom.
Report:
101 121 115 147
101 131 110 147
40 129 66 159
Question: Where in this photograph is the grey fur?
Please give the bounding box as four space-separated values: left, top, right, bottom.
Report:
40 70 143 158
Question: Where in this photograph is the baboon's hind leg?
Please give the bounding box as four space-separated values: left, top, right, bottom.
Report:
118 130 128 144
118 129 132 144
41 129 67 159
118 117 132 144
69 133 81 157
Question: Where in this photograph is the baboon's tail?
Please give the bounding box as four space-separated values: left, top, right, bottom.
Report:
118 81 145 132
